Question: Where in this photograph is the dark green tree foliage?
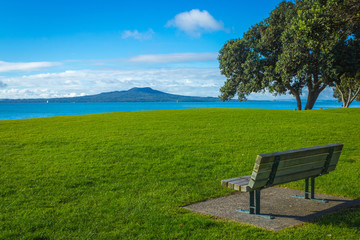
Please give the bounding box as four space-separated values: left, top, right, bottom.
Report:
329 0 360 107
219 2 299 106
279 0 345 110
333 34 360 107
330 0 360 32
218 0 359 110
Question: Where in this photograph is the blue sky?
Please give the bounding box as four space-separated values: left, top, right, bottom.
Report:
0 0 333 99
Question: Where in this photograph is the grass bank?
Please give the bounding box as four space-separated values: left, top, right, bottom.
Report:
0 108 359 239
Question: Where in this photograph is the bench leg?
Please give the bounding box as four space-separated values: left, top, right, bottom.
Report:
292 178 328 203
311 177 315 199
255 190 260 215
249 190 255 214
236 190 274 219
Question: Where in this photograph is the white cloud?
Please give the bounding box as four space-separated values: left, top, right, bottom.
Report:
121 29 154 40
0 80 7 88
166 9 225 37
0 65 337 101
0 88 87 99
0 61 60 73
0 68 224 99
127 52 218 63
0 88 89 100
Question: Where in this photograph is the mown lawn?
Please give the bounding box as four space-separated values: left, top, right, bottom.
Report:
0 108 359 239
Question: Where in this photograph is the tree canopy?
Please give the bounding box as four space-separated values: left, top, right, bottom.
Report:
218 0 360 110
332 34 360 107
330 0 360 107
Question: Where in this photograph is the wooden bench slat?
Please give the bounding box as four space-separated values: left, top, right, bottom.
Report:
221 176 251 191
251 150 342 189
252 162 337 182
228 179 250 188
221 176 249 183
221 177 243 187
235 183 251 192
253 151 341 173
251 160 326 180
328 151 342 167
236 165 337 192
253 156 325 174
240 185 251 192
249 166 336 189
255 143 343 164
228 178 250 185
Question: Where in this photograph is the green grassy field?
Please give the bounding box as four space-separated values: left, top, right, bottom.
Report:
1 108 359 239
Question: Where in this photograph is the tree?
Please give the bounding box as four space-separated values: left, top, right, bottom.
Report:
219 1 305 109
333 74 360 108
278 0 347 110
332 35 360 107
218 0 358 110
327 0 360 107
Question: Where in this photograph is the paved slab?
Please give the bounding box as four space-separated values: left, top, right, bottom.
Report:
184 187 360 231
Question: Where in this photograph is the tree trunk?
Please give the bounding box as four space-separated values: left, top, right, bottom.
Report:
334 82 360 108
347 87 360 107
287 84 302 110
305 77 315 110
334 82 346 107
305 91 315 110
346 87 353 107
295 93 302 110
305 88 322 110
305 75 327 110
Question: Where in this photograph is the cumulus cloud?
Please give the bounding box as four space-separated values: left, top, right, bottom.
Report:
0 66 338 101
0 80 7 88
121 29 154 40
0 68 224 99
166 9 225 37
0 61 60 72
0 88 87 99
127 52 218 63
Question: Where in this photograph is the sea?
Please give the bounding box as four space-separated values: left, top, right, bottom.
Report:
0 100 359 121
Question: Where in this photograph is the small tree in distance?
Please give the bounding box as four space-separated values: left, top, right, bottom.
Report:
333 74 360 108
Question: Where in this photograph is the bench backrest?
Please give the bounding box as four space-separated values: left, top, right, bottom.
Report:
249 143 343 190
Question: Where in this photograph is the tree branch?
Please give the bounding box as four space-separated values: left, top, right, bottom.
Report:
349 85 360 105
346 87 352 107
334 82 346 107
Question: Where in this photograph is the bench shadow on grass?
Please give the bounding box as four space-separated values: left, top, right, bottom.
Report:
271 198 360 227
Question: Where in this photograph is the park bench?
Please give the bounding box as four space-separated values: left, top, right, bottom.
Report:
221 143 343 219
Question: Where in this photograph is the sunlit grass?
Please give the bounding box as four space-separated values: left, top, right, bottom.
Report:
0 108 359 239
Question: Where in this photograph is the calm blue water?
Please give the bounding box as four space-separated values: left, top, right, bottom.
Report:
0 100 358 120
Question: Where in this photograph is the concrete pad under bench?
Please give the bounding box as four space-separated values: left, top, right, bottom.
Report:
184 187 360 231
